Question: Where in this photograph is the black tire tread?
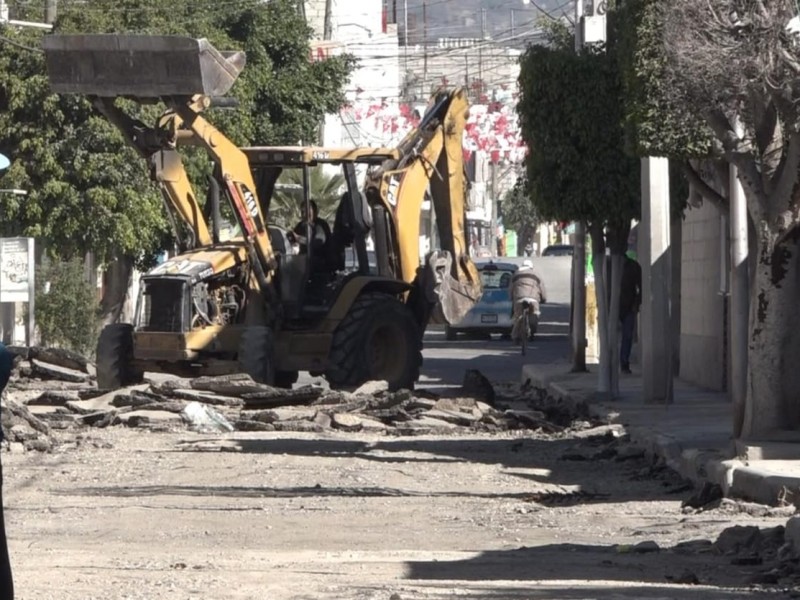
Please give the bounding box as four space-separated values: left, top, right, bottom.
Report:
238 326 275 385
326 292 422 390
96 324 142 390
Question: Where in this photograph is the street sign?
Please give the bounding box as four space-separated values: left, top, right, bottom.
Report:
0 153 9 170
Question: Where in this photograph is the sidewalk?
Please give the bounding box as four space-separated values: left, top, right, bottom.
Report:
521 362 800 507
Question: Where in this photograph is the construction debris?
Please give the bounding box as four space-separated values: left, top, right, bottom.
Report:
3 354 600 451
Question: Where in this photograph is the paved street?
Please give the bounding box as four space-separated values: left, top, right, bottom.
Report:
421 303 571 388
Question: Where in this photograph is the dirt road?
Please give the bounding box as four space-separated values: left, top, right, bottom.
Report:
5 415 793 599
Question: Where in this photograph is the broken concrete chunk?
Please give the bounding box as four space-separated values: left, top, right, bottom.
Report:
234 419 275 432
331 413 363 432
190 373 270 396
272 419 322 433
406 398 437 412
78 388 112 400
313 412 332 429
241 385 323 407
79 410 119 427
435 397 478 410
424 408 480 427
353 380 389 396
165 388 244 408
682 482 724 510
149 377 195 395
462 369 495 404
118 410 183 428
30 359 90 383
30 347 92 373
312 390 355 405
713 525 763 555
66 391 120 415
27 390 80 406
255 407 317 422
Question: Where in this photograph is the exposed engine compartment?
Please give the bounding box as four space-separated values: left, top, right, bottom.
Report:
190 275 247 329
135 264 248 333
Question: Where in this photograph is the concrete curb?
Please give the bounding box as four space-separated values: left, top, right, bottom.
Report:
521 363 800 506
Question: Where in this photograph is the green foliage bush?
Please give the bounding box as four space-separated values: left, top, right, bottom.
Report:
35 259 100 356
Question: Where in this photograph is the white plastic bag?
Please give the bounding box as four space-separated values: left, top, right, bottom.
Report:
180 401 234 433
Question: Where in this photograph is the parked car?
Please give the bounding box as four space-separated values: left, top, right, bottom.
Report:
542 244 573 257
445 261 517 339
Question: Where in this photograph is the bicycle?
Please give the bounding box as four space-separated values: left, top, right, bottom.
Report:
515 298 540 356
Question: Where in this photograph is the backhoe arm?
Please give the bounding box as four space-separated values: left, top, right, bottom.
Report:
366 88 481 324
91 97 212 249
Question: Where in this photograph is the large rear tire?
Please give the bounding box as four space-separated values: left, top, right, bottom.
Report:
326 293 422 391
238 326 276 385
96 324 143 390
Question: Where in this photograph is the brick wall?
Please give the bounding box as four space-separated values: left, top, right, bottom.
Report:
680 201 727 390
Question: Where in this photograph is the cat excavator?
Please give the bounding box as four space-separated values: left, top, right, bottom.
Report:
42 34 482 391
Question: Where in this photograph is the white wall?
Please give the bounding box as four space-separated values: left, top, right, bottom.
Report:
680 201 727 391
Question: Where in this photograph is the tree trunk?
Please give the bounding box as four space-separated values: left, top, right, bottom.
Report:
607 253 623 397
590 225 611 397
743 229 800 437
99 256 135 326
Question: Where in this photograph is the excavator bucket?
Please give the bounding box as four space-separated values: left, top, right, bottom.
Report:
41 34 245 98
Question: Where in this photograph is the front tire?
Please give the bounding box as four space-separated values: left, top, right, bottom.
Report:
326 293 422 391
238 326 275 385
96 324 143 390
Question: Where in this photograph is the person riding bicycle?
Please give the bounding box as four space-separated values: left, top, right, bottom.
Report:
510 260 546 343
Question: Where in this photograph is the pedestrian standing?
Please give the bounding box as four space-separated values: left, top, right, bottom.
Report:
619 255 642 374
0 342 14 599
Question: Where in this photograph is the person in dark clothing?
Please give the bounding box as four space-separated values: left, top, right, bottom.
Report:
290 200 331 256
619 255 642 374
0 342 14 599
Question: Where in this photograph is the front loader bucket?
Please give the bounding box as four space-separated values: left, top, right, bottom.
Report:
42 34 245 98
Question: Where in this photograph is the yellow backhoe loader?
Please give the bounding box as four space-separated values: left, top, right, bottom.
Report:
42 34 482 391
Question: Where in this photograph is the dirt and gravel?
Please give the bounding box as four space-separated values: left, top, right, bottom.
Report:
2 348 800 599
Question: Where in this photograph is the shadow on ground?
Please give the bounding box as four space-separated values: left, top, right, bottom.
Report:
401 543 770 597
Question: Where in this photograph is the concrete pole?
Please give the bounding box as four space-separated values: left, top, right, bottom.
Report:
422 0 428 92
45 0 57 24
730 156 749 437
323 0 332 40
640 157 673 404
490 161 497 256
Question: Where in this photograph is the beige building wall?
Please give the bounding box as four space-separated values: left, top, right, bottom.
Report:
680 201 728 391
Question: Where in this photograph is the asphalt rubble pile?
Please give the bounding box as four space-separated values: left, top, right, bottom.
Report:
2 349 606 448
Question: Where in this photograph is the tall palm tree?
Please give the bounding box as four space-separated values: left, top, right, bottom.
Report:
270 166 344 229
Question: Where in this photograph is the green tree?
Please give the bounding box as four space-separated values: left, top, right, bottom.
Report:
518 19 640 395
0 0 355 322
501 175 540 252
36 259 100 355
654 0 800 438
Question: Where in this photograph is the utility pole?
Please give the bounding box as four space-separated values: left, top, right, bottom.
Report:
422 0 428 95
45 0 57 24
403 0 408 79
323 0 332 40
490 160 498 256
570 0 588 373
